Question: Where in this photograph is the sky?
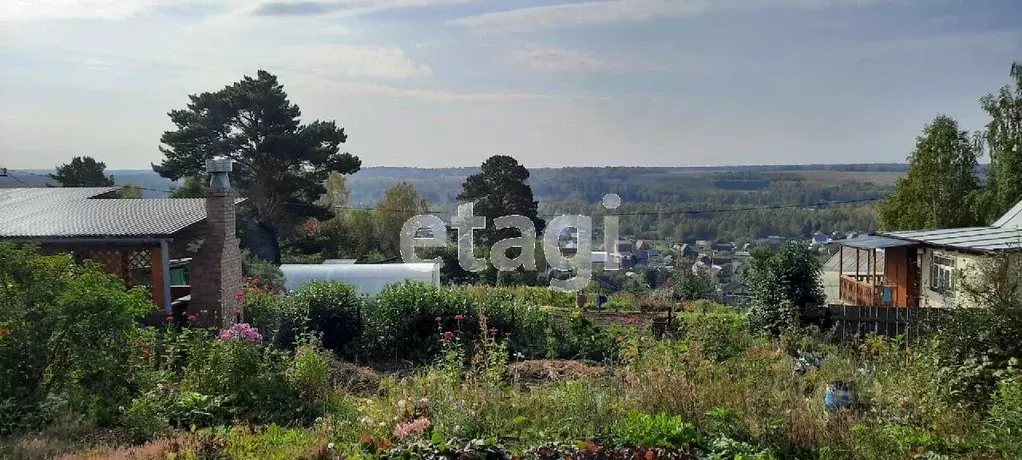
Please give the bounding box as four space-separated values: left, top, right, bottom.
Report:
1 0 1020 169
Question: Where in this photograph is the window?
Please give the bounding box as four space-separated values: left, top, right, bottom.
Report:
930 255 955 293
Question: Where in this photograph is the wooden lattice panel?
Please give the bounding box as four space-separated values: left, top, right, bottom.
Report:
84 248 129 278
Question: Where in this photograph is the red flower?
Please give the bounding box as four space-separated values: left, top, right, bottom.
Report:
187 314 197 322
141 350 150 358
0 328 9 337
234 291 245 302
165 316 174 323
454 314 465 321
233 310 241 317
443 331 454 341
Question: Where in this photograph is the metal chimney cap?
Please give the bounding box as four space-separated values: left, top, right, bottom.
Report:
205 157 234 173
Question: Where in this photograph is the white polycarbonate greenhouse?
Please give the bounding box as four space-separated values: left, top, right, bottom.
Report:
279 262 441 295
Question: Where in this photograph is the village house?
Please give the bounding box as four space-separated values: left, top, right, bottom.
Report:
835 200 1022 309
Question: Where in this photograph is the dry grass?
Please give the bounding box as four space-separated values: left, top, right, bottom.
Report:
507 359 612 384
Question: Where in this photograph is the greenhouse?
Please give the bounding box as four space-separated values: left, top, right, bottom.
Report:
279 262 441 294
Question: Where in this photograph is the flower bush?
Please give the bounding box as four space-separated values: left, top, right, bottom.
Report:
218 323 264 343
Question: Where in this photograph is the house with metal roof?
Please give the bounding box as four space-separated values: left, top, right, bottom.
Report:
0 168 245 317
834 201 1022 309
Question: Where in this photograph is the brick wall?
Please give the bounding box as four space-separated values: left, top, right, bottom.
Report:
187 188 243 328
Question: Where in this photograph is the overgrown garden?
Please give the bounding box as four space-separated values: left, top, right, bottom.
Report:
2 243 1022 459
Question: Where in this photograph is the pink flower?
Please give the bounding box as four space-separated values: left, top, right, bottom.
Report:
187 314 197 322
897 398 905 408
489 328 498 336
435 316 442 323
234 291 245 302
443 331 454 341
847 413 857 423
454 314 465 321
165 316 174 323
218 323 263 343
616 336 624 343
0 328 9 337
393 417 431 439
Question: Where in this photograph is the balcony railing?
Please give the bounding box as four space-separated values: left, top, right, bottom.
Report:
839 274 899 307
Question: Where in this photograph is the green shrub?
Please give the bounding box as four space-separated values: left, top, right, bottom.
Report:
290 337 334 401
245 290 306 349
289 281 362 353
0 243 152 432
242 250 286 289
680 310 753 361
984 375 1022 457
178 332 319 426
613 412 698 448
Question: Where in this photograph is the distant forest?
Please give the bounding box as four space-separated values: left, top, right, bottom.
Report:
2 164 904 243
331 165 901 244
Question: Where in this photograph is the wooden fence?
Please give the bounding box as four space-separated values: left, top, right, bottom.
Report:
801 304 946 344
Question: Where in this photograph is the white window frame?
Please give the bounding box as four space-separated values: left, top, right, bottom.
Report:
930 254 956 294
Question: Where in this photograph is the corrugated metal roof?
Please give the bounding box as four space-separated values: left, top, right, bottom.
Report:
0 188 243 239
993 199 1022 228
838 235 914 250
882 226 1022 252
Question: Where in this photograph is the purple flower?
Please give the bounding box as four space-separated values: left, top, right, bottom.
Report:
218 323 263 343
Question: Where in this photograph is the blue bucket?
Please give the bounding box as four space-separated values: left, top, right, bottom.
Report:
824 381 854 411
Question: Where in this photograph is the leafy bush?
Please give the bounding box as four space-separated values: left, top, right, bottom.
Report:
0 243 152 432
984 375 1022 457
244 289 306 349
242 250 286 290
613 412 698 448
289 281 362 353
679 310 754 362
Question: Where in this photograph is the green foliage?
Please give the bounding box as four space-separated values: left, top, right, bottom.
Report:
0 243 152 433
48 156 115 187
289 281 362 353
876 114 982 230
679 309 754 362
984 376 1022 457
356 282 555 362
154 70 361 239
375 181 430 256
457 155 545 244
673 268 717 302
242 250 285 289
933 253 1022 402
170 174 209 198
117 184 144 198
613 412 698 448
979 62 1022 223
747 241 823 334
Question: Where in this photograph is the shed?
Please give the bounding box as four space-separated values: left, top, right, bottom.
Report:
0 187 244 313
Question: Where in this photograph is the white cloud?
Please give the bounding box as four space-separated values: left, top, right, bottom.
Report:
507 45 619 73
0 0 187 21
264 43 433 79
452 0 896 32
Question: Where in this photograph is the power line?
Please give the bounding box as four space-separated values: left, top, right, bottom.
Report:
6 168 882 216
3 171 32 187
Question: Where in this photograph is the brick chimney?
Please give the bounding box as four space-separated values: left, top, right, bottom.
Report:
188 157 243 328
